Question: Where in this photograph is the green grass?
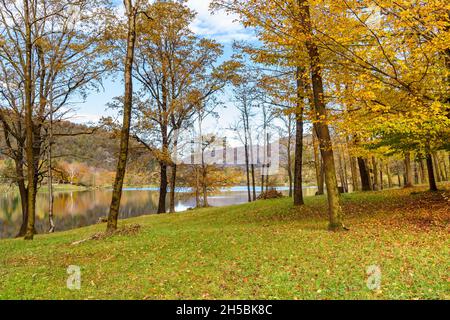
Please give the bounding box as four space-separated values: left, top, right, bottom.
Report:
0 183 92 194
0 186 448 300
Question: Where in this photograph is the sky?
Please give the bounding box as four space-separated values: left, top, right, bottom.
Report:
71 0 255 137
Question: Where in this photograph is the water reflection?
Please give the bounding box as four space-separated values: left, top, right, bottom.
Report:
0 186 318 238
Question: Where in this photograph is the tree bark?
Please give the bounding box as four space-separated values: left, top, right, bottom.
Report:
293 67 304 206
441 154 448 181
195 166 200 207
414 161 420 184
107 1 137 232
169 164 177 213
244 137 251 202
15 159 29 237
202 164 208 207
404 152 413 188
261 166 265 194
47 126 55 233
386 162 392 189
432 153 442 182
24 0 36 240
287 121 293 197
426 153 438 191
357 157 372 191
372 156 379 191
312 131 324 195
158 162 168 213
299 1 344 230
379 160 383 190
251 164 256 201
350 156 359 192
337 149 346 193
47 90 55 233
419 158 427 183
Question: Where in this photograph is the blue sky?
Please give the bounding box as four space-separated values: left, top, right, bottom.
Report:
71 0 255 136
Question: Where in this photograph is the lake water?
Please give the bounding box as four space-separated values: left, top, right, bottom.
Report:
0 186 318 238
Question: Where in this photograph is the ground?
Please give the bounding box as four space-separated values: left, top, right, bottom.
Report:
0 185 448 300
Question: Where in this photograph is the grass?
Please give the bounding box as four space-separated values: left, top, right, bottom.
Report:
0 183 92 194
0 185 448 300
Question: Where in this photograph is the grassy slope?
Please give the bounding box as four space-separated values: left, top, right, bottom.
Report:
0 186 448 300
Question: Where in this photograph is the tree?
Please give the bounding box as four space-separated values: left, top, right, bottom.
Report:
212 0 345 230
107 0 139 232
0 0 112 238
129 0 237 213
276 111 295 197
232 68 260 202
297 1 344 230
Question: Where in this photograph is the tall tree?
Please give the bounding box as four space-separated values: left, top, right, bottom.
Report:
107 0 138 231
129 1 236 213
0 0 112 238
298 1 344 230
293 67 304 206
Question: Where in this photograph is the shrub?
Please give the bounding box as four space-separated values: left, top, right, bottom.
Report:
257 189 284 200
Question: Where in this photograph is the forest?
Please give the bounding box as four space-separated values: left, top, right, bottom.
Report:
0 0 449 301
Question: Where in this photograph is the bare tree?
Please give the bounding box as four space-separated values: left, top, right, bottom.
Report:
0 0 112 238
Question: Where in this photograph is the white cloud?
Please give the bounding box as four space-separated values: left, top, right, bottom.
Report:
187 0 254 43
64 111 102 124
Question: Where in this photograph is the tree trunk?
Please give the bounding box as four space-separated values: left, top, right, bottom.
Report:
414 161 420 184
312 131 324 195
404 152 413 188
300 1 344 230
24 0 36 240
432 153 442 182
419 159 427 183
293 67 304 206
372 156 379 191
350 156 359 192
287 152 293 197
47 145 55 233
261 164 265 194
195 166 200 207
342 148 349 192
441 154 448 181
107 2 136 232
286 117 293 197
244 143 251 202
169 164 177 213
379 160 383 190
337 149 346 193
158 162 168 213
47 90 55 233
251 164 256 201
386 162 392 189
15 159 29 238
202 165 208 207
426 153 438 192
357 157 372 191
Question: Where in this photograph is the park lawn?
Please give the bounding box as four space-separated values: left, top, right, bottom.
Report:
0 186 448 300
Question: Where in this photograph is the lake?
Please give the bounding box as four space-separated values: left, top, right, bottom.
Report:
0 186 318 238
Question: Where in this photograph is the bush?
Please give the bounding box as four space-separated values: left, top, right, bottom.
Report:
257 189 284 200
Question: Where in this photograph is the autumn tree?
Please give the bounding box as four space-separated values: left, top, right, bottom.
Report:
107 0 141 232
212 0 346 230
0 0 112 238
128 0 237 214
